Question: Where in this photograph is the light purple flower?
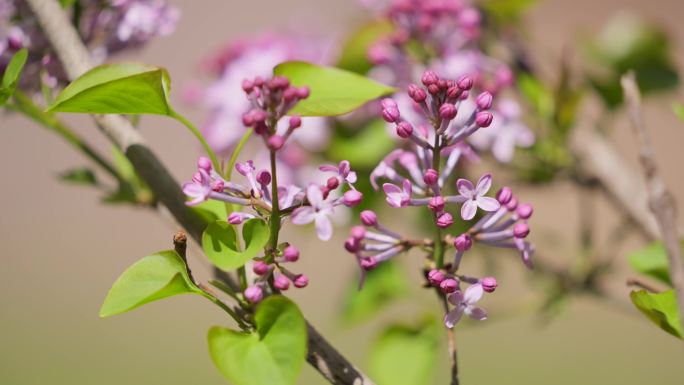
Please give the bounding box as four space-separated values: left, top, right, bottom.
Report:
319 160 357 185
444 283 487 328
468 99 534 163
116 0 180 42
182 169 212 206
291 185 334 241
456 174 500 220
383 179 412 208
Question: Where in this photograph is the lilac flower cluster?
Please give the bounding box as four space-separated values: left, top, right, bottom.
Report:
345 71 535 328
0 0 178 92
183 75 363 303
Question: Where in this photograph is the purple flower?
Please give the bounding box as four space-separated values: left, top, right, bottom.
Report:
182 169 212 206
469 99 534 163
291 185 334 241
319 160 358 186
383 179 412 208
444 283 487 328
456 174 500 220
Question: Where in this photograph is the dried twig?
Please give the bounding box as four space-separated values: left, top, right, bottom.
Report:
24 0 374 383
621 72 684 337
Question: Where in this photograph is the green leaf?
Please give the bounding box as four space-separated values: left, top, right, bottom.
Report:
47 63 173 115
630 289 682 339
273 61 395 116
208 296 307 385
673 103 684 123
100 250 199 317
369 318 439 385
628 241 684 286
202 219 269 271
59 167 98 186
342 260 407 324
518 73 554 120
0 48 28 105
328 119 395 168
337 19 394 74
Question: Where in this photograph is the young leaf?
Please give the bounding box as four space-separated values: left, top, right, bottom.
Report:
630 289 682 339
241 218 270 260
47 63 173 115
673 102 684 122
342 260 408 325
208 296 307 385
628 241 684 286
0 48 28 105
369 318 439 385
202 219 269 271
59 167 98 186
100 250 199 317
273 61 395 116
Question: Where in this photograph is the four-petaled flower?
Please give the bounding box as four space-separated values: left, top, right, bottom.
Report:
456 174 500 220
444 283 488 328
291 185 335 241
382 179 412 208
320 160 357 185
182 169 212 206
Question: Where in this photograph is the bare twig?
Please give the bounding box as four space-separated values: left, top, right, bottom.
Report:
25 0 375 383
626 278 661 293
621 72 684 337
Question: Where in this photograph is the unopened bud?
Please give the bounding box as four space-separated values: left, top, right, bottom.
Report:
360 210 378 226
283 245 300 262
481 277 497 293
440 278 458 293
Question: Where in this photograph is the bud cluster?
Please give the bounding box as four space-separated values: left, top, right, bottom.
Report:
243 245 309 303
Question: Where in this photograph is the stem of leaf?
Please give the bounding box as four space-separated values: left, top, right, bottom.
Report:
200 290 250 331
170 109 221 174
267 150 281 259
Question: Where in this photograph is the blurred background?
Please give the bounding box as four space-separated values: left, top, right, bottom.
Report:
1 0 684 384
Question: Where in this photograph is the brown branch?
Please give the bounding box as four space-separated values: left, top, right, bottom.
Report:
621 72 684 338
24 0 374 383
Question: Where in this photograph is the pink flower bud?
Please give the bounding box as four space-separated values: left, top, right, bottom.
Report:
197 156 212 172
256 170 271 185
327 177 340 190
293 274 309 288
344 237 360 253
506 196 518 211
241 79 254 93
289 115 302 129
476 92 493 110
517 204 533 219
283 87 298 102
360 210 378 226
427 84 440 94
228 212 244 225
436 212 453 228
212 180 225 192
268 135 285 150
244 286 264 303
513 223 530 238
296 87 310 99
428 196 445 212
360 256 378 271
459 90 470 100
475 111 493 127
408 84 427 102
274 275 290 290
454 234 472 251
242 113 254 127
439 103 457 120
428 269 445 286
481 277 497 293
253 76 265 87
457 75 474 90
382 106 400 123
283 246 300 262
423 168 438 185
343 190 363 207
496 186 513 204
350 226 366 240
396 121 413 138
253 260 270 275
440 278 458 293
421 70 439 86
446 86 461 99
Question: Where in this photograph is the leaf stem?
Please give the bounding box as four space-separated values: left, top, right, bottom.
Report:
267 150 281 258
170 109 221 173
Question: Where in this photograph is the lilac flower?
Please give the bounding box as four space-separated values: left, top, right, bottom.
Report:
115 0 179 43
456 174 500 220
444 283 487 328
383 179 412 208
291 185 335 241
468 99 534 163
182 169 212 206
319 160 358 186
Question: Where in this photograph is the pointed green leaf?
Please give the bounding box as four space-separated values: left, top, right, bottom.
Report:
208 296 307 385
59 167 98 186
202 219 269 271
47 63 172 115
630 289 682 339
273 61 395 116
241 218 270 260
100 250 199 317
0 48 28 105
628 241 683 286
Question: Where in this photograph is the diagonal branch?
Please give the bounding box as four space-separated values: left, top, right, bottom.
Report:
621 72 684 339
24 0 374 383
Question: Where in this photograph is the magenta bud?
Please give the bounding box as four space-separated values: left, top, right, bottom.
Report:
297 86 310 99
440 278 458 293
256 170 272 185
293 274 309 288
428 269 445 286
242 113 254 126
253 76 265 87
446 86 461 99
251 109 267 123
394 121 412 139
197 156 212 172
459 90 470 100
212 180 225 192
360 256 378 271
439 103 457 120
475 111 493 127
228 212 244 225
274 275 290 290
427 84 440 94
513 223 530 238
423 168 439 185
289 115 302 129
454 233 473 251
350 226 366 240
344 237 361 253
326 177 340 190
476 92 493 110
343 190 363 207
244 286 264 303
253 260 270 275
283 245 300 262
360 210 378 226
506 196 518 211
382 107 400 123
408 84 427 102
481 277 497 293
241 79 253 92
428 196 445 212
436 212 453 228
268 135 285 150
496 186 513 204
517 204 533 219
421 70 439 86
457 75 474 90
283 87 298 102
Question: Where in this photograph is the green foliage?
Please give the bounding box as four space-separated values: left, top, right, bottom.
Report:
342 261 408 325
481 0 539 25
628 241 684 286
673 103 684 123
202 219 269 271
337 19 394 74
191 199 226 224
100 250 199 317
630 290 682 339
103 146 153 204
208 296 307 385
327 119 395 168
59 167 98 186
47 63 173 115
369 317 439 385
273 61 395 116
0 48 28 105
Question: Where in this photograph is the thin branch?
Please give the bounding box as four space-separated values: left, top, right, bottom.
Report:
24 0 375 383
621 72 684 339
